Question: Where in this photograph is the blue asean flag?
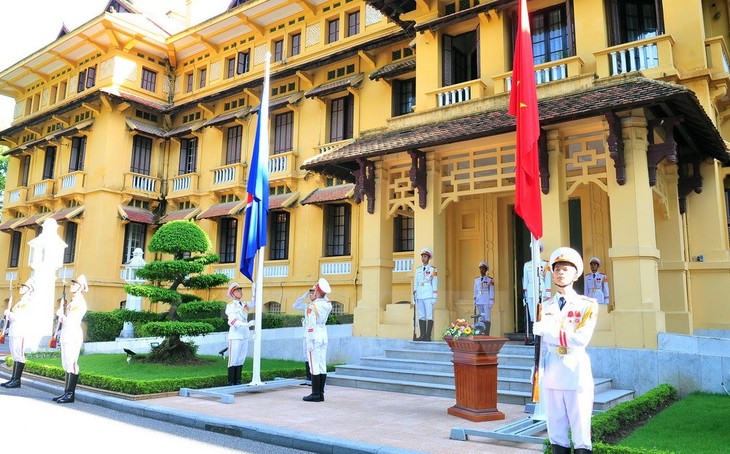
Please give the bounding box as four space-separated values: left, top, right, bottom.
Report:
240 105 269 281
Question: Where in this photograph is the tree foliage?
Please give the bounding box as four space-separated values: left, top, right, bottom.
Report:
124 220 229 363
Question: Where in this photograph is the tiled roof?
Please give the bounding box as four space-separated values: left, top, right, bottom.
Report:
300 184 355 205
117 205 157 224
269 192 299 209
251 92 304 113
15 212 52 228
50 205 85 221
159 207 201 223
370 58 416 81
103 88 169 111
166 120 205 138
125 118 166 138
203 107 251 128
302 77 729 173
0 217 25 232
197 201 246 219
52 119 94 139
305 74 365 98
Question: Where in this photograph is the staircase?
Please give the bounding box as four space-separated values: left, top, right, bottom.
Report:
328 340 634 411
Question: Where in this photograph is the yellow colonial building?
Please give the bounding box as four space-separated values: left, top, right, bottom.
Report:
0 0 729 349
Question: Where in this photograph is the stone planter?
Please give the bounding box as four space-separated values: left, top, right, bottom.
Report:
444 335 508 422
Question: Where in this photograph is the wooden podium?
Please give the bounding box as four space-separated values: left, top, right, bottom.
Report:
444 335 508 422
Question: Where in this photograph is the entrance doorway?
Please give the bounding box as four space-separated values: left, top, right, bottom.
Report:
512 212 531 335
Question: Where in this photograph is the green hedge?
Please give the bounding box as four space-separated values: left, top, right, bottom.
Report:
541 384 678 454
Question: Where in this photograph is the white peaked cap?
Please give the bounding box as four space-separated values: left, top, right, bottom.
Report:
72 275 89 292
589 257 601 266
22 278 35 293
316 278 332 294
549 247 584 276
227 282 242 298
420 247 433 258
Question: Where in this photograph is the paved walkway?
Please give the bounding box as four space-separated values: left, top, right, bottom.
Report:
0 342 545 453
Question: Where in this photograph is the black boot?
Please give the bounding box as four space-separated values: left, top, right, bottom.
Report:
1 362 19 387
424 320 433 341
303 374 321 402
301 362 312 385
3 362 24 388
417 320 426 341
56 373 78 404
234 365 243 385
483 321 491 336
573 449 592 454
550 445 571 454
227 366 236 386
319 374 327 402
53 373 71 401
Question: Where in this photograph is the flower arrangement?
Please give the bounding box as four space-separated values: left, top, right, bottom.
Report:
443 319 474 340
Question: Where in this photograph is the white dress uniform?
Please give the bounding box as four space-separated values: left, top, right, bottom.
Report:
584 271 610 305
523 259 552 322
59 290 88 374
414 263 438 320
473 275 494 322
305 296 332 375
6 288 33 364
226 299 254 367
535 289 598 451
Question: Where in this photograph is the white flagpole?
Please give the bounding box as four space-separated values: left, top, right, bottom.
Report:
249 52 271 386
530 234 547 421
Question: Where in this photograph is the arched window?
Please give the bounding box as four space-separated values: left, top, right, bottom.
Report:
265 301 281 314
330 301 344 315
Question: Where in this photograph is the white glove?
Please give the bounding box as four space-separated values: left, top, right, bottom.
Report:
56 309 64 318
532 321 546 336
234 320 246 328
3 309 9 317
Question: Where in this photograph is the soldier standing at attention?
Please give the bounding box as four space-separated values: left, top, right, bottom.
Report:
303 278 333 402
473 261 495 335
584 257 610 306
1 278 35 389
225 282 254 386
413 248 438 341
533 247 598 454
293 285 317 385
54 275 88 404
523 241 551 345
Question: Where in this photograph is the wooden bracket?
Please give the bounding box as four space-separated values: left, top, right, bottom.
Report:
408 149 427 209
353 158 376 214
605 111 626 185
647 117 681 186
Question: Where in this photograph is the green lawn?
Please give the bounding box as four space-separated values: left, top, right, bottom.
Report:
29 354 302 380
618 392 730 454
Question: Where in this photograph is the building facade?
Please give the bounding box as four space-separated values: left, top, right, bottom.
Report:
0 0 729 348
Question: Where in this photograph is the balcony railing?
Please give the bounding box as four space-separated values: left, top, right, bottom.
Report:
263 264 289 278
168 173 200 197
321 260 352 276
315 139 354 155
268 150 297 177
393 258 414 273
56 171 86 196
429 79 487 108
5 187 27 208
706 36 730 76
211 163 246 187
31 179 54 200
595 34 676 78
493 56 585 94
123 172 160 195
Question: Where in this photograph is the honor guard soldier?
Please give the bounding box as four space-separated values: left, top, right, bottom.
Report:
1 278 35 389
293 285 318 385
584 257 610 306
303 278 333 402
413 248 438 341
225 283 254 386
533 247 598 454
523 241 552 344
473 261 495 335
54 275 88 403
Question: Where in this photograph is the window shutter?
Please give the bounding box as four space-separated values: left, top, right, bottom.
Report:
442 34 453 86
86 65 97 88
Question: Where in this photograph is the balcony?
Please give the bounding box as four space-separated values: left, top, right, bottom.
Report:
493 56 585 94
123 172 161 197
320 258 352 276
167 172 200 199
211 163 246 191
263 264 289 278
29 179 55 202
268 150 297 180
428 79 488 108
594 34 676 79
315 139 354 155
706 36 730 77
5 187 28 208
55 171 87 197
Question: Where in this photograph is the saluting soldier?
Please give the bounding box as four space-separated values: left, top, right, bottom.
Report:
533 247 598 454
293 285 317 385
303 278 333 402
473 261 495 335
523 241 552 344
1 278 35 389
225 282 254 386
584 257 610 306
54 275 88 404
413 247 438 341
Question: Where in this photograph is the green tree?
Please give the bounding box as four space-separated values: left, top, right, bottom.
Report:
0 151 7 211
124 220 230 363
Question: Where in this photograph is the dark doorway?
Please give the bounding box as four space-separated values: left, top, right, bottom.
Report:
513 211 531 334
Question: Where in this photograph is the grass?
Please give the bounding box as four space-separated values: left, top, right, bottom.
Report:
618 392 730 453
28 353 304 381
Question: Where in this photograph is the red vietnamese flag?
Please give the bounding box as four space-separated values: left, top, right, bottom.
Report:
508 0 542 239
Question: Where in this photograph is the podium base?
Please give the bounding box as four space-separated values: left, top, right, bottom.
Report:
448 404 505 422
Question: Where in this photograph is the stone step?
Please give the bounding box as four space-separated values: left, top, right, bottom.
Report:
360 356 454 373
334 364 456 385
384 349 454 362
